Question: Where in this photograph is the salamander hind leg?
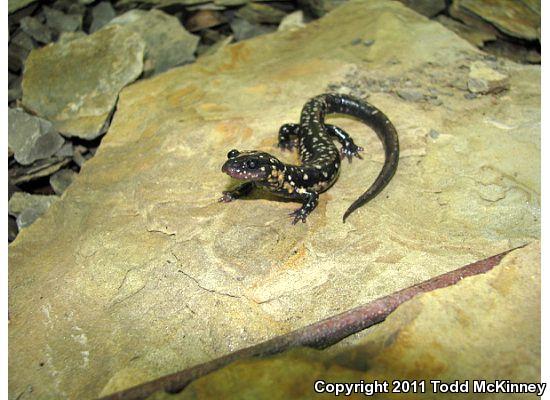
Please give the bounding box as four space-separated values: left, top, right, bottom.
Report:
219 182 255 202
278 123 301 151
289 191 319 224
325 124 364 162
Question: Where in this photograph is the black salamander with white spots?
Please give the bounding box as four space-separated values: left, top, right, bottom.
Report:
220 93 399 224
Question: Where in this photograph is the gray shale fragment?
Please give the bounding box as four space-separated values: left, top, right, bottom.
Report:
9 156 71 185
54 142 74 158
230 18 275 41
8 108 65 165
396 88 424 102
90 1 116 33
8 192 59 229
9 0 38 14
22 25 145 140
43 6 83 34
108 9 199 77
50 169 77 194
236 3 287 24
19 16 53 43
11 30 36 52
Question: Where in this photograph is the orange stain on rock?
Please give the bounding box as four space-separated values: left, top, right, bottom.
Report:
198 103 230 114
166 85 203 109
214 120 253 140
282 244 307 270
199 42 252 75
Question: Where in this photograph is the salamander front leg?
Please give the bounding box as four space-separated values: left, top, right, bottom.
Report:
289 191 319 224
325 124 364 162
219 182 255 202
278 123 301 151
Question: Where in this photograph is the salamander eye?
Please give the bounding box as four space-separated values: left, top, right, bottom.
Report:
246 160 257 169
227 149 240 159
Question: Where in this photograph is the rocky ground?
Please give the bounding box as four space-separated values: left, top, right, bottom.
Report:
8 0 540 399
8 0 540 241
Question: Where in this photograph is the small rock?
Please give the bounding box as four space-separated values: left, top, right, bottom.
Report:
54 142 74 158
236 3 287 24
396 88 424 102
186 10 227 32
428 129 440 139
9 157 71 185
50 169 77 194
11 30 36 52
66 2 87 16
8 108 65 165
201 28 225 44
73 146 88 167
19 16 53 43
22 25 145 139
43 6 83 34
89 2 116 33
9 0 37 14
108 9 199 77
363 39 375 46
278 10 306 31
8 192 59 229
467 61 509 94
230 18 275 41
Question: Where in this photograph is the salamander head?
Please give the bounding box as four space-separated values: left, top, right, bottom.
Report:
222 149 283 182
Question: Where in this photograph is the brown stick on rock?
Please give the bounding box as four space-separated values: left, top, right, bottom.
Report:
100 245 524 400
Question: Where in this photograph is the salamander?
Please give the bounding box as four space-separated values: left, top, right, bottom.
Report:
219 93 399 224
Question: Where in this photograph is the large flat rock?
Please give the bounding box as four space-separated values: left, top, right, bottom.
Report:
9 0 540 398
166 242 540 399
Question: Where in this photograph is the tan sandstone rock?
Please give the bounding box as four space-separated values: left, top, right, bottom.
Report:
159 242 540 399
9 0 540 398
